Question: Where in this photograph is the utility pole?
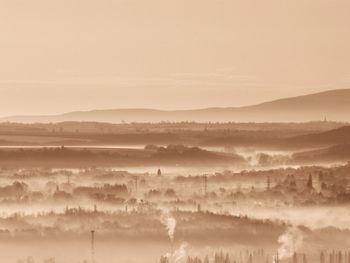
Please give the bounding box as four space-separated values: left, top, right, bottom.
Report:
91 230 95 263
204 175 208 197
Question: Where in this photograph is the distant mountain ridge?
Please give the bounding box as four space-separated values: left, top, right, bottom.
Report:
2 88 350 123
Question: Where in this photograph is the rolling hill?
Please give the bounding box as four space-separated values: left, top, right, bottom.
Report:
283 126 350 148
2 89 350 123
292 144 350 164
0 145 245 168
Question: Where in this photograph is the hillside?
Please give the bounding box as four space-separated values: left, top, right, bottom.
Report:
284 126 350 148
292 144 350 164
2 89 350 123
0 145 245 168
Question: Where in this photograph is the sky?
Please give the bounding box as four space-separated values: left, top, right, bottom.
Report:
0 0 350 116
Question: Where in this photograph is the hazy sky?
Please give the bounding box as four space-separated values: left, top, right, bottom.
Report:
1 0 350 116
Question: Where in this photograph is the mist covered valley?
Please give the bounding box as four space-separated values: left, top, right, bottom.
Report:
0 122 349 262
0 162 349 263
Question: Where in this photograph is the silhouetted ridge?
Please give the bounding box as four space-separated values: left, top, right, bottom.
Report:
2 89 350 123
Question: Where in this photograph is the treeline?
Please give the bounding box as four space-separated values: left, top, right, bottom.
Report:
159 250 350 263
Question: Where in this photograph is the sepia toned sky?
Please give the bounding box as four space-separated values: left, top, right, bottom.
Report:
0 0 350 116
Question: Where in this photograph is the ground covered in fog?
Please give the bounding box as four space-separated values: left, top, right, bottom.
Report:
0 163 350 263
0 122 349 262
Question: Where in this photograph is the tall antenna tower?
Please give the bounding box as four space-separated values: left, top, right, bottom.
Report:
91 230 95 263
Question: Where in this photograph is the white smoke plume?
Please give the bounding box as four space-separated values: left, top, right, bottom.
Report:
277 226 305 259
164 242 190 263
174 242 189 262
160 210 177 242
